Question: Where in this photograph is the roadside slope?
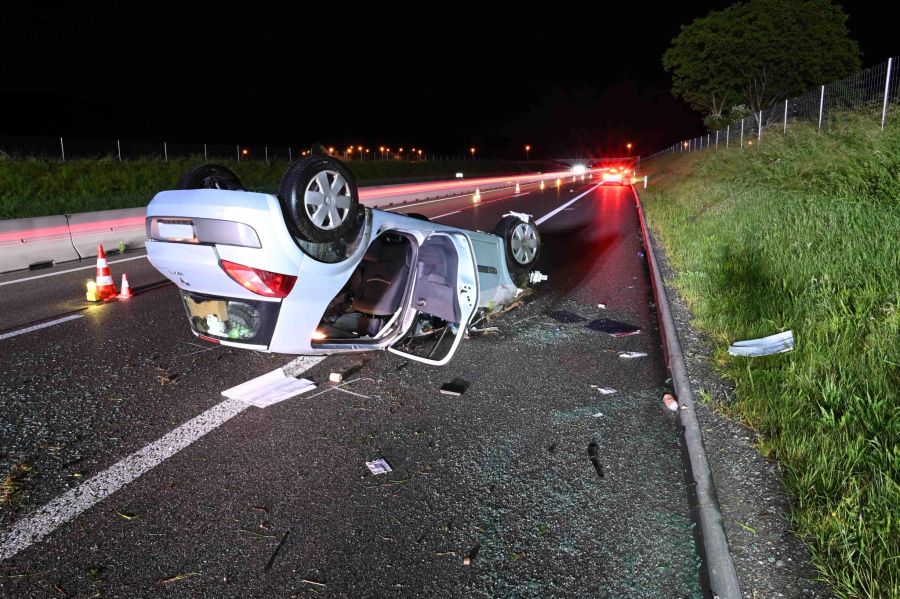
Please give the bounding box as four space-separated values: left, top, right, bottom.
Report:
640 115 900 599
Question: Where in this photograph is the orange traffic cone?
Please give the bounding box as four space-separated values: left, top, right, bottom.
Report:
95 244 118 300
473 188 481 202
117 274 133 299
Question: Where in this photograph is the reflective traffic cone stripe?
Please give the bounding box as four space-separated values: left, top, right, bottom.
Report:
117 274 133 299
95 244 117 300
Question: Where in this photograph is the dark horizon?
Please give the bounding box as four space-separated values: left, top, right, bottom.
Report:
0 2 891 159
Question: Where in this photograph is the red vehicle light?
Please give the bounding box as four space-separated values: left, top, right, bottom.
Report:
220 260 297 298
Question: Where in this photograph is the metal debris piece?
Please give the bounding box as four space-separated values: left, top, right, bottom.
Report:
328 372 343 383
591 386 616 395
618 351 648 359
366 459 392 475
529 271 548 284
728 331 794 357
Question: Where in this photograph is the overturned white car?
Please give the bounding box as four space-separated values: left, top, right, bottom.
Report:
145 156 544 365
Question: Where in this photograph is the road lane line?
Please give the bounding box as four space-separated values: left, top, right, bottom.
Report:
381 179 544 212
431 210 461 219
535 184 601 226
0 255 148 288
0 355 325 562
0 314 85 341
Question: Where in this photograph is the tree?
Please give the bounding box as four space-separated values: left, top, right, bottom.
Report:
663 0 860 129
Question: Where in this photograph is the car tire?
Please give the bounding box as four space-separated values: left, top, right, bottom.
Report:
176 164 245 191
278 156 361 242
494 215 541 285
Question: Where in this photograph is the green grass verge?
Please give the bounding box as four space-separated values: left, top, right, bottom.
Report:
0 158 557 220
640 113 899 598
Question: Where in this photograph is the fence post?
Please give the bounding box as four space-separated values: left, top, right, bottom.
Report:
726 125 730 148
265 146 269 164
288 147 292 162
60 137 65 161
164 142 168 163
758 111 763 145
117 139 122 162
740 119 744 148
707 133 710 149
783 100 789 135
236 145 240 161
204 143 208 161
882 57 893 131
818 85 825 132
716 130 719 148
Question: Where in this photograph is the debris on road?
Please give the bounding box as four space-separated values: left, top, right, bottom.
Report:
468 326 499 336
440 378 470 396
328 372 343 383
592 412 603 418
222 368 315 408
597 303 607 309
587 442 604 479
1 463 33 505
463 543 481 566
618 351 648 359
591 386 616 395
301 579 327 588
264 527 294 573
156 572 199 586
586 318 640 337
529 271 548 284
663 393 679 412
365 459 393 475
728 331 795 357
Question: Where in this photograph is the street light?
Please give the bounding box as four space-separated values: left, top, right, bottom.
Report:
525 144 531 160
379 146 385 159
417 149 422 160
470 147 476 160
626 143 633 155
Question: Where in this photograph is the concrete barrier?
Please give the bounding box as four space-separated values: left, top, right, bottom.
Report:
0 169 588 272
0 215 81 273
66 208 146 259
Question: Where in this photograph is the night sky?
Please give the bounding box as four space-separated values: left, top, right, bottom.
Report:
0 2 892 159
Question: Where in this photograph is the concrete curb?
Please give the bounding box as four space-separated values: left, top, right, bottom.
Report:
631 184 742 599
0 215 81 273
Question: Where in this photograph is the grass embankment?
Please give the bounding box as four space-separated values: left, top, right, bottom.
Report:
0 158 557 220
640 115 899 598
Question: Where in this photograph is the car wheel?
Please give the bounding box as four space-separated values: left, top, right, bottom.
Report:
494 215 541 284
278 156 361 242
176 164 245 191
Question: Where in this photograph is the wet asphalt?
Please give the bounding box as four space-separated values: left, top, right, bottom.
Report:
0 180 702 597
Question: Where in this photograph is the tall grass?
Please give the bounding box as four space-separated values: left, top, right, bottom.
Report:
641 114 900 598
0 157 556 220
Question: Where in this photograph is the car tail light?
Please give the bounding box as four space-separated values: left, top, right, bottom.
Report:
220 260 297 298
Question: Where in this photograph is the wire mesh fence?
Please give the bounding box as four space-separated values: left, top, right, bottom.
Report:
645 56 899 160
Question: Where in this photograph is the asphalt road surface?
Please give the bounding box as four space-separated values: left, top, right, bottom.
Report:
0 179 702 597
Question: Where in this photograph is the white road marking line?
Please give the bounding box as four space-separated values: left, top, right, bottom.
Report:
534 184 601 226
431 210 461 219
0 355 324 562
0 255 148 288
0 314 84 341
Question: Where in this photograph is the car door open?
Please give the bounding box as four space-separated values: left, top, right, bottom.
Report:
388 232 478 366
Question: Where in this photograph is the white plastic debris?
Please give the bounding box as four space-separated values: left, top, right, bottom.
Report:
529 271 548 284
222 368 315 408
206 314 226 336
592 412 604 418
503 211 532 223
329 372 343 383
663 393 679 412
590 385 616 395
619 351 648 359
366 459 392 475
728 331 794 357
597 303 607 310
